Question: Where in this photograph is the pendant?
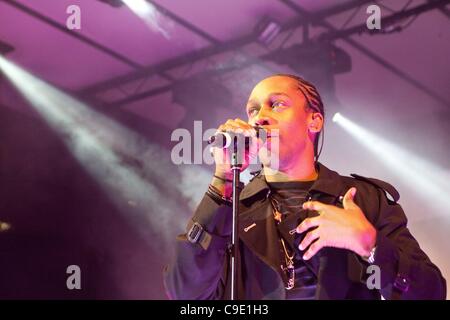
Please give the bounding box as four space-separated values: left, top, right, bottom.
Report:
274 210 282 223
284 260 295 290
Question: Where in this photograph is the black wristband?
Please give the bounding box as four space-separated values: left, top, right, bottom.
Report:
207 184 232 206
213 175 244 190
213 174 233 183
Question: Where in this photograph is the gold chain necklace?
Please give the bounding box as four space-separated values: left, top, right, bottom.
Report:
270 197 295 290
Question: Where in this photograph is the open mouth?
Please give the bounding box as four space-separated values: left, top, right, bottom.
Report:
253 126 279 141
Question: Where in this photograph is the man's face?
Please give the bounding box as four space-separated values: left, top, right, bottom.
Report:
246 75 316 167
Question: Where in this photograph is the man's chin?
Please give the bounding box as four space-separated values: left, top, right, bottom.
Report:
258 147 280 171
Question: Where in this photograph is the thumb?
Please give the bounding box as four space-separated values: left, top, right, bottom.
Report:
343 187 357 209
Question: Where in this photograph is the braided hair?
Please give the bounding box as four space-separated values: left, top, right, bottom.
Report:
272 74 325 162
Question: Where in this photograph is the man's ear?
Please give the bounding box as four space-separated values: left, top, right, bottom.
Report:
308 112 324 133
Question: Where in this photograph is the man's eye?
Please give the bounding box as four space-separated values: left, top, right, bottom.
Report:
248 108 258 117
272 101 286 108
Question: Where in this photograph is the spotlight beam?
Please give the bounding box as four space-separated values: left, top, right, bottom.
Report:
0 56 211 249
3 0 142 69
122 0 170 39
333 112 450 217
145 0 220 44
2 0 175 82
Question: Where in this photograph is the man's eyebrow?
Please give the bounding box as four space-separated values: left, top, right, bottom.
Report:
268 92 291 99
247 92 291 107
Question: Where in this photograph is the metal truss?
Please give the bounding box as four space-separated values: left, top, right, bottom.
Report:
91 0 449 108
2 0 449 108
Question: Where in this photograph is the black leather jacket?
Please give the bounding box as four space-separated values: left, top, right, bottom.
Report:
163 163 446 299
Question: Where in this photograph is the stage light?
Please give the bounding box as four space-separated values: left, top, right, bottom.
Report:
123 0 152 15
333 112 450 215
0 221 12 232
98 0 124 7
266 42 351 99
96 0 170 38
0 55 210 248
122 0 170 39
255 18 281 46
332 112 341 122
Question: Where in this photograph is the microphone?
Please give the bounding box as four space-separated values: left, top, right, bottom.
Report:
208 126 266 149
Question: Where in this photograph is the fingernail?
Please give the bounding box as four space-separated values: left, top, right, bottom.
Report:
298 244 303 250
351 188 357 197
303 254 309 260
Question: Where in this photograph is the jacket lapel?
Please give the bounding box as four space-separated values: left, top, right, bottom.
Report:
238 201 286 283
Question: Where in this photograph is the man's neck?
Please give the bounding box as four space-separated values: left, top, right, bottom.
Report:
263 159 318 183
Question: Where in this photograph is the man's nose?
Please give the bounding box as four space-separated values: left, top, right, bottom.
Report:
253 107 272 126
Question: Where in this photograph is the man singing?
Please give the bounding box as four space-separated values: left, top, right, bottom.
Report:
163 74 446 299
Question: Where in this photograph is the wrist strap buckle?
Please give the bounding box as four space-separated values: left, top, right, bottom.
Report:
187 221 204 244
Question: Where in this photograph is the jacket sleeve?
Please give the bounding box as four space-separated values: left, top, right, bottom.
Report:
163 193 232 300
372 188 446 299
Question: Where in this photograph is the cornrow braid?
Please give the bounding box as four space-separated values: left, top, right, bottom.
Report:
272 74 325 162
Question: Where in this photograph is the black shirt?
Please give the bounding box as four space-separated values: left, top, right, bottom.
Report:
269 180 318 300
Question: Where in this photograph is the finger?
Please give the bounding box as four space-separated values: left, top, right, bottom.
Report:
221 125 250 139
302 200 329 213
221 123 244 132
216 124 238 135
343 187 357 210
220 120 241 131
224 119 235 126
214 126 232 150
299 228 320 251
296 216 320 234
234 118 253 130
219 120 254 139
214 147 228 165
303 239 325 260
217 124 226 132
210 146 224 156
225 119 252 131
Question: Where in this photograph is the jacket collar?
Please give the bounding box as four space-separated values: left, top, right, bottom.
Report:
240 162 346 202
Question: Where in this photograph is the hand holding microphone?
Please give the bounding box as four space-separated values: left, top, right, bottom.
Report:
209 118 264 178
